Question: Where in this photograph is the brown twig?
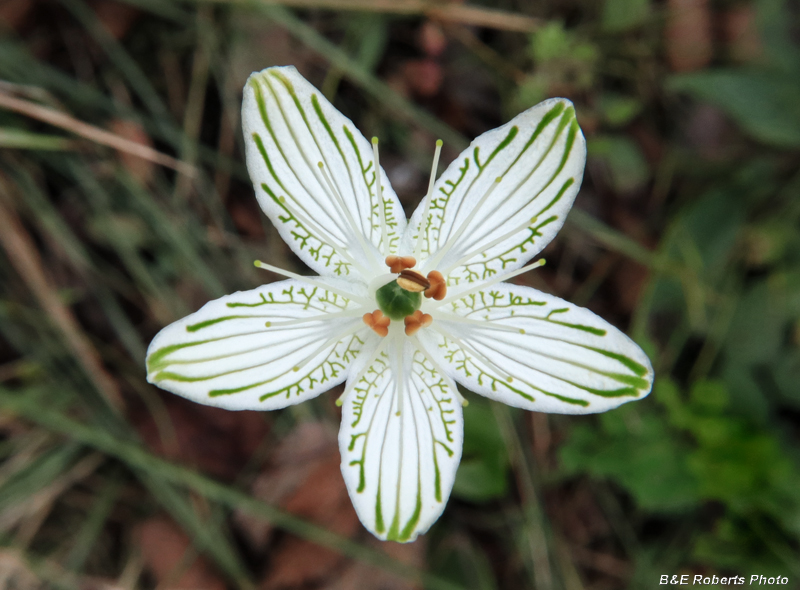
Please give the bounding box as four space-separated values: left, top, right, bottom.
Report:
0 90 196 177
0 185 125 413
213 0 543 32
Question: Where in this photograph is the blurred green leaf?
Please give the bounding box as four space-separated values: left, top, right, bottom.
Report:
724 282 786 366
0 128 73 150
756 0 800 73
431 535 499 590
693 515 795 574
602 0 650 32
530 22 572 62
560 399 700 512
587 135 649 193
669 69 800 148
453 396 509 502
598 94 643 127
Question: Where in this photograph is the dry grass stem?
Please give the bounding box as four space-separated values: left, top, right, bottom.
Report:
0 91 196 177
0 189 125 412
217 0 543 32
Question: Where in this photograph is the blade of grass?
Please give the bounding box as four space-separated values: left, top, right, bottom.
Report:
140 472 255 588
65 476 122 573
492 405 554 590
9 165 149 362
0 41 244 180
0 444 83 518
119 173 227 299
0 388 468 590
0 128 74 150
0 184 125 413
174 8 211 202
68 161 188 324
236 1 469 150
59 0 171 121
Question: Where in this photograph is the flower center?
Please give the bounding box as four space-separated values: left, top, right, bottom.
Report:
362 256 448 337
375 279 423 320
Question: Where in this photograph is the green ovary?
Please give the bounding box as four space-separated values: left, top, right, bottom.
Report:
375 281 421 320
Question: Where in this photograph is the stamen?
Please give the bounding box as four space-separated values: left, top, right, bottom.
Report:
363 309 391 337
372 138 390 257
254 260 370 306
433 324 515 383
274 198 371 276
336 337 389 407
409 338 468 406
432 258 546 308
317 162 382 269
385 255 416 273
424 176 503 271
424 270 447 300
397 269 430 293
290 321 365 374
435 313 526 334
441 215 539 276
392 335 404 416
412 139 443 261
263 309 363 328
404 310 433 336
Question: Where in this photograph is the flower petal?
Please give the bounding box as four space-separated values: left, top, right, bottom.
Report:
146 279 365 410
339 337 463 542
242 66 405 277
406 98 585 284
421 283 653 414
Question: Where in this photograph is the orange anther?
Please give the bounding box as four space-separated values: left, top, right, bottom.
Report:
424 270 447 300
404 310 433 336
363 310 390 337
385 255 417 274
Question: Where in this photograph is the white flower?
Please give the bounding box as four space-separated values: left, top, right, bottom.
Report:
146 66 653 543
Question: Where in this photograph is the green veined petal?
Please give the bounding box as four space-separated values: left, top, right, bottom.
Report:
146 279 365 410
242 66 407 277
339 337 463 542
423 283 653 414
405 98 586 286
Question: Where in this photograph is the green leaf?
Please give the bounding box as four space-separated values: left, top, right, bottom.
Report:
587 135 649 193
601 0 650 32
560 403 700 512
598 94 643 127
452 397 509 502
668 69 800 148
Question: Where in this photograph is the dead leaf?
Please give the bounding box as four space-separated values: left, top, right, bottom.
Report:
134 395 269 481
0 0 37 31
418 21 447 57
254 422 363 589
665 0 713 72
402 59 443 98
90 0 141 40
234 422 338 551
136 516 226 590
323 537 425 590
724 4 762 64
229 197 266 240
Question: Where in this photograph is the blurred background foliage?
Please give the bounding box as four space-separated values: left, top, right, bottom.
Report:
0 0 798 588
